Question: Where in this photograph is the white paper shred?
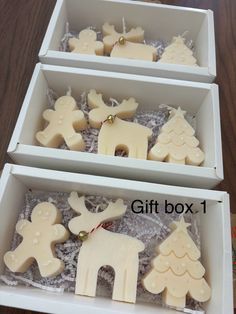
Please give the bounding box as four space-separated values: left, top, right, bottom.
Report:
46 88 172 153
60 22 196 61
0 190 202 311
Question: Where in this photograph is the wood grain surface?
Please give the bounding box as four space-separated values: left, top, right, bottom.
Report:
0 0 235 313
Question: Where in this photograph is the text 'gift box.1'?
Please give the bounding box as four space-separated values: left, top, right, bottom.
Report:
0 164 233 314
39 0 216 83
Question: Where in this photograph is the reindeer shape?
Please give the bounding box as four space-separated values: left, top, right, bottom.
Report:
102 22 144 55
88 90 152 159
68 192 145 303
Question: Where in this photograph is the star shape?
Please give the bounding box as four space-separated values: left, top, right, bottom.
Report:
171 217 191 233
169 106 186 119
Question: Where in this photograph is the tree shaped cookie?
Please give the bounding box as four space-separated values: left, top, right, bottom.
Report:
149 107 205 165
102 22 144 54
88 89 152 159
36 94 87 150
142 217 211 309
69 29 104 56
159 36 198 66
4 203 69 277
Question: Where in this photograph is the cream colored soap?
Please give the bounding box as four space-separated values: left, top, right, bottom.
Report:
149 107 205 165
142 217 211 309
111 40 157 61
69 29 104 56
102 22 144 54
98 117 152 159
68 192 145 303
153 252 205 278
4 203 69 277
88 89 139 128
36 94 87 150
88 90 152 159
145 269 211 309
159 36 198 66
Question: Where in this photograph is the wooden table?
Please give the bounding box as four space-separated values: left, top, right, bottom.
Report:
0 0 235 313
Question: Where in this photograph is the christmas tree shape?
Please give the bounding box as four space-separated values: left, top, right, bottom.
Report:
159 36 198 66
142 217 211 309
148 107 205 166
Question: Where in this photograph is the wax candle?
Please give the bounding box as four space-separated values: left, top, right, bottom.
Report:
88 89 152 159
142 217 211 308
4 203 69 277
148 107 205 166
68 192 145 303
111 39 157 62
102 22 144 54
36 93 87 151
69 29 104 56
159 36 198 66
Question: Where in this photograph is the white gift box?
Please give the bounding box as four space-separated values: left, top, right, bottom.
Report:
39 0 216 83
0 164 233 314
8 63 223 189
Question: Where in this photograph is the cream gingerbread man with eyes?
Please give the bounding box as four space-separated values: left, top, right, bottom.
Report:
36 94 87 151
4 203 69 277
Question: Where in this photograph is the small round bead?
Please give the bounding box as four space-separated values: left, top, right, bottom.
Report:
106 115 116 124
78 231 89 242
118 36 126 45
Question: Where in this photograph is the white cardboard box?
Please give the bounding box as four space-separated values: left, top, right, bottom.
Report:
39 0 216 83
8 63 223 189
0 164 233 314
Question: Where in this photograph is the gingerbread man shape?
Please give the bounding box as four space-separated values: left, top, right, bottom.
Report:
4 203 69 277
102 22 144 55
69 29 104 56
36 94 87 150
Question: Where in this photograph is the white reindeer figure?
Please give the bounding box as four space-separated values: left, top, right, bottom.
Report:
88 89 152 159
68 192 145 303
